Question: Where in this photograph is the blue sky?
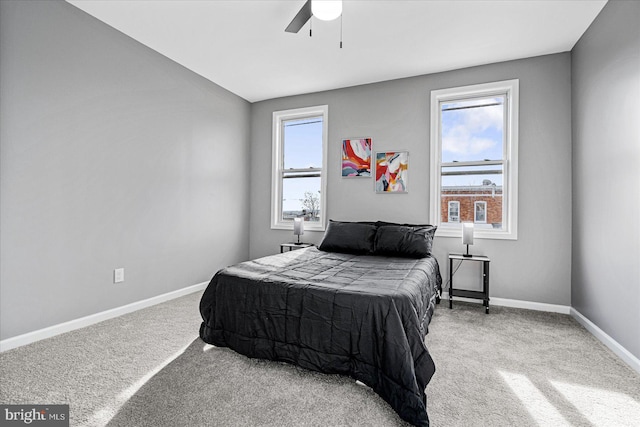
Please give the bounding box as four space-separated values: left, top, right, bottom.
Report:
441 96 504 186
284 118 322 169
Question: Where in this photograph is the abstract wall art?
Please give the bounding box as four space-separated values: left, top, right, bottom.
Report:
342 138 372 177
375 151 408 193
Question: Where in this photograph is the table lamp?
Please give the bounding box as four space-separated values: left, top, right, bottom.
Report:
462 222 474 257
293 217 304 244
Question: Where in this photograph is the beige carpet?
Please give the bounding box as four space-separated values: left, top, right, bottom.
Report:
1 291 639 426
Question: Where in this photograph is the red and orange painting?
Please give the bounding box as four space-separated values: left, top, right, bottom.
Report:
342 138 372 177
375 151 408 193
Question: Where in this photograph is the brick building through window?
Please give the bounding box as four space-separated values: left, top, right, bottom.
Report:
440 180 503 228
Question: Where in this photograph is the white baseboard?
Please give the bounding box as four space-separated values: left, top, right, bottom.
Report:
441 292 571 314
490 297 571 314
0 281 209 353
570 308 640 375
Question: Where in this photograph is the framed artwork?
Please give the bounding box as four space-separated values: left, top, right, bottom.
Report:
342 138 372 177
375 151 408 193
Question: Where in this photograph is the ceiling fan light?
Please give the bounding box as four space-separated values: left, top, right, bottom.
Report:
311 0 342 21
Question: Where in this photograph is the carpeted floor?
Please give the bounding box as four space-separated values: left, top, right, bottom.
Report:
1 291 639 426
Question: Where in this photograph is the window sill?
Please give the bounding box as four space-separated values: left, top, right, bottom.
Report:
436 227 517 240
271 224 326 232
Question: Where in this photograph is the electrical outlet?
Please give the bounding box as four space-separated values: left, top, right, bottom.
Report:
114 268 124 283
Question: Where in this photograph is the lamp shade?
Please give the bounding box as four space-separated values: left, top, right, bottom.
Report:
311 0 342 21
293 217 305 236
462 222 474 246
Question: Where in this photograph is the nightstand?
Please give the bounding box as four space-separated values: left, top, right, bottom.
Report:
280 243 314 253
448 253 490 314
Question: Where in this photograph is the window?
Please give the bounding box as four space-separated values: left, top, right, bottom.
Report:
430 80 519 239
271 105 328 231
448 201 460 223
474 201 487 223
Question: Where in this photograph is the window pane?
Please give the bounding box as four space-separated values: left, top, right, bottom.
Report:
448 201 460 223
281 176 321 222
284 117 323 169
441 166 502 230
441 96 504 163
475 202 487 223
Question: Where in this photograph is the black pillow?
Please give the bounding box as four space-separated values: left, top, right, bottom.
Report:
373 224 437 258
318 220 377 254
375 220 431 228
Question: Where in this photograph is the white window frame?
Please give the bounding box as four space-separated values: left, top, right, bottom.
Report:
448 201 460 223
271 105 328 231
474 201 487 224
429 80 519 240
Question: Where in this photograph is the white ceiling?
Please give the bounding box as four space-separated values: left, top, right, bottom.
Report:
67 0 607 103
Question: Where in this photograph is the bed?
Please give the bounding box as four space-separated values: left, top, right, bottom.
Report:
199 220 442 426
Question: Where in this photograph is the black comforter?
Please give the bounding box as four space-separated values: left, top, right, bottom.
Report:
199 247 442 426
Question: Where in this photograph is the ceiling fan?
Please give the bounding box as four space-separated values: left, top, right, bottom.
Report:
285 0 343 33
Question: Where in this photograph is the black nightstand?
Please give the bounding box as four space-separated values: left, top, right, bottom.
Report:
448 254 490 314
280 243 314 253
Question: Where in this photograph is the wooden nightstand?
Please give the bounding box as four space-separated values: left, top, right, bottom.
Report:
280 243 314 253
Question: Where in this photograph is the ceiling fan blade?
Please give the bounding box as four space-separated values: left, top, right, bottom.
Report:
285 0 312 33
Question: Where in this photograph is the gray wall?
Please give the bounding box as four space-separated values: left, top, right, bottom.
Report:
250 54 573 306
0 1 251 340
571 0 640 359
